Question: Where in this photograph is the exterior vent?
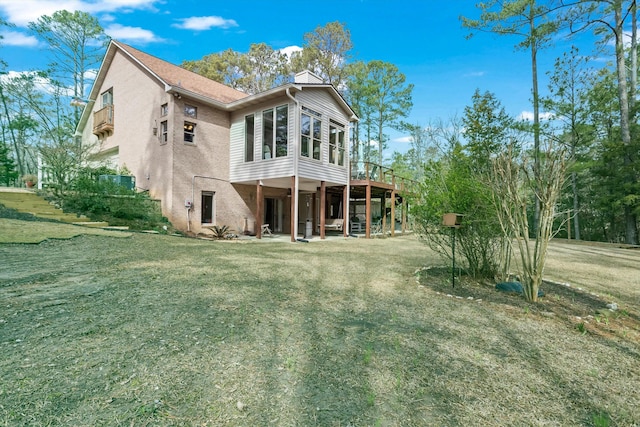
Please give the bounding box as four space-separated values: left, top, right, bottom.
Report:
294 70 324 84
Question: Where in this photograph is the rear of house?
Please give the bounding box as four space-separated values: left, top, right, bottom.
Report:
76 40 358 240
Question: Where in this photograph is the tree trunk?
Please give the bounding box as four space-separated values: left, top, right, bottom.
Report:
530 1 541 237
572 170 581 240
378 112 384 166
614 1 639 244
0 85 24 176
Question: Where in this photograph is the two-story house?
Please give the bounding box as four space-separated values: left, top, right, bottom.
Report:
76 40 359 241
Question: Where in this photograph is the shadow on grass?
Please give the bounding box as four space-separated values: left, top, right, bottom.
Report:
1 236 639 425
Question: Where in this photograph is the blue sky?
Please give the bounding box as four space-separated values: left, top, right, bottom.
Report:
0 0 602 156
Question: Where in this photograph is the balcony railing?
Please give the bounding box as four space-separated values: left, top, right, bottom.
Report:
93 104 114 137
350 161 418 194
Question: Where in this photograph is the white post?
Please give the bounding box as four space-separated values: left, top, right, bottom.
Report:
37 153 43 190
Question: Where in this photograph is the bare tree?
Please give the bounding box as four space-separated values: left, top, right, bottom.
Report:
491 142 567 302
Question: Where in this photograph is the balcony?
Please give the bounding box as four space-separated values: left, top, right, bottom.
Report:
350 161 417 194
93 105 114 138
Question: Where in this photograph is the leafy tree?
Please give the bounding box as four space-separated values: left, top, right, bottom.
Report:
390 121 447 181
28 10 108 112
182 48 243 88
0 79 25 177
583 67 638 242
17 10 108 191
561 0 639 243
413 95 515 281
347 60 413 166
182 43 290 95
414 144 505 280
0 138 18 185
3 71 86 194
542 46 595 240
462 89 516 172
240 43 290 93
344 60 374 163
290 21 353 90
461 0 558 232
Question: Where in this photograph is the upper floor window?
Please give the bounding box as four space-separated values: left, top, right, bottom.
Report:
101 88 113 107
262 105 288 159
184 104 197 118
245 114 254 162
161 103 168 116
301 107 322 160
329 120 346 166
160 120 168 143
184 121 196 143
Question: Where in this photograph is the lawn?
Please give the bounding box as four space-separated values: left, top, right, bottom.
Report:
1 227 639 426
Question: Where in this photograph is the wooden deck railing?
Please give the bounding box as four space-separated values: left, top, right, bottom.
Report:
350 161 418 194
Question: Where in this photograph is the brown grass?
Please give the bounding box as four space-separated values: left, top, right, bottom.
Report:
1 227 639 426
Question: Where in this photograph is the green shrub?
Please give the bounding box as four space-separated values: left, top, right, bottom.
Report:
54 167 172 232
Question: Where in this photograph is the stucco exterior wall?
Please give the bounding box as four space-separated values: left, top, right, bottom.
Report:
88 50 175 220
167 97 257 234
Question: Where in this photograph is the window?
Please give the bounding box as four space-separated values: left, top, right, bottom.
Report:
160 120 168 143
329 120 346 166
275 105 288 157
301 107 322 160
184 104 197 118
245 114 254 162
262 105 288 159
201 192 214 224
161 103 168 116
184 121 196 143
262 109 273 159
101 88 113 107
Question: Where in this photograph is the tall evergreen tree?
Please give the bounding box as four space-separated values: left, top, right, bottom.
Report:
290 21 353 90
461 0 558 232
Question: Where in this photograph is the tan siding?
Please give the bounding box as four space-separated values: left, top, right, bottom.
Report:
230 99 295 183
295 88 350 185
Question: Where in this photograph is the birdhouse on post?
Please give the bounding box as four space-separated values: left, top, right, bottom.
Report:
442 213 464 288
442 213 463 228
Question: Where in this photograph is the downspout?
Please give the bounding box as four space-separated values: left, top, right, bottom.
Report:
286 87 299 240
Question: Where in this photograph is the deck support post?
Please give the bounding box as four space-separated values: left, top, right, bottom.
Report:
256 180 263 239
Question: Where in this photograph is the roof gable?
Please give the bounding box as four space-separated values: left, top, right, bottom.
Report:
114 41 248 104
78 41 357 135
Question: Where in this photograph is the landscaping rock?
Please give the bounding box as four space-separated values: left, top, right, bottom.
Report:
496 281 545 297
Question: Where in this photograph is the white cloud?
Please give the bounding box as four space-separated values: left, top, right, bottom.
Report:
518 111 555 121
0 0 159 26
105 23 164 43
279 45 302 58
393 136 413 144
0 30 39 47
172 16 238 31
0 70 71 96
464 71 486 77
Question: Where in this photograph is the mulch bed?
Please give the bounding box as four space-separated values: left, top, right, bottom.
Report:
417 266 640 343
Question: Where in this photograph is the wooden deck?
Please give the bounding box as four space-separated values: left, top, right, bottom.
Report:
347 161 417 239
